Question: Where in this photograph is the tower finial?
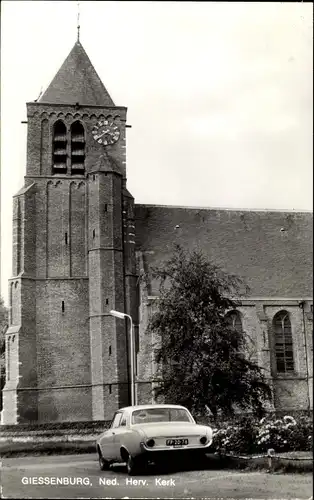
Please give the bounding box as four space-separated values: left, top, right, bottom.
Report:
77 2 80 41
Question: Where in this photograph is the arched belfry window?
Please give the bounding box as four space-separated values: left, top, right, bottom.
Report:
52 120 67 174
226 310 243 333
273 311 294 373
71 121 85 175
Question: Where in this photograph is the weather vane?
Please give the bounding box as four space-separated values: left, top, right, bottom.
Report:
77 1 80 41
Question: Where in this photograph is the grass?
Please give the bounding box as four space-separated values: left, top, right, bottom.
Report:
0 440 96 457
222 453 313 473
0 420 110 432
0 422 107 457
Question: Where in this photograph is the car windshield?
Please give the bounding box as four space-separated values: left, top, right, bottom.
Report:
131 408 193 424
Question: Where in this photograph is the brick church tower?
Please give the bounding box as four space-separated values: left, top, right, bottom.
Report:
2 39 138 424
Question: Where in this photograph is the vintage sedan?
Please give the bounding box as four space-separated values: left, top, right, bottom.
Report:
96 404 213 475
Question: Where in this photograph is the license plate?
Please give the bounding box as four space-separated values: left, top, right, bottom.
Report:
166 438 188 446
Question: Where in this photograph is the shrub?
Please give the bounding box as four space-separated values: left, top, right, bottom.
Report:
210 413 313 455
212 417 259 455
283 415 312 452
256 416 292 453
256 415 313 453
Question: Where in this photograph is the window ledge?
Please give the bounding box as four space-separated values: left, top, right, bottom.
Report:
273 373 307 380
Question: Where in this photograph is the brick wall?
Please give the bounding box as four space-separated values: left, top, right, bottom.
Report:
70 182 86 276
35 280 90 388
37 387 92 423
47 181 69 277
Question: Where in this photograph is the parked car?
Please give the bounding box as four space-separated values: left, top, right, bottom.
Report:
96 404 213 475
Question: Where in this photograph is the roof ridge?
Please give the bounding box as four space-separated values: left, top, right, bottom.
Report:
135 203 312 213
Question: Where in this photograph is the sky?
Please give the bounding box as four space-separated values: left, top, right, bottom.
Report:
0 1 313 304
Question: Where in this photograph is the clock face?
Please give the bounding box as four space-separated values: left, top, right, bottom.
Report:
92 120 120 146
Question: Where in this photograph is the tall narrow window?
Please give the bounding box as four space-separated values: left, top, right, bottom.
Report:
225 310 244 353
273 311 294 373
225 310 243 333
71 121 85 175
7 337 10 381
9 282 13 325
52 120 67 174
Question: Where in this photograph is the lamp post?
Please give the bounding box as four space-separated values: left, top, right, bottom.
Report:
110 310 136 406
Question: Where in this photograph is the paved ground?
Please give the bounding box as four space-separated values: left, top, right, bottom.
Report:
1 453 313 499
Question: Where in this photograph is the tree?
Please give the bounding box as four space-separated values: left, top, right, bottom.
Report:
145 245 272 420
0 297 8 411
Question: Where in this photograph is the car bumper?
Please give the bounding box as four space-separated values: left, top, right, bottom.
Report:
140 441 213 453
139 442 213 461
139 447 210 463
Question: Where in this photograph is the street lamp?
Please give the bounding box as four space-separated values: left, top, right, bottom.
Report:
110 310 136 406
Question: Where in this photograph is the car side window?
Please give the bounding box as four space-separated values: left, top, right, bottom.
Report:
111 412 122 429
120 414 127 427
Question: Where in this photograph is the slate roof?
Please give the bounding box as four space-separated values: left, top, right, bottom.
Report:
39 41 114 106
135 204 313 298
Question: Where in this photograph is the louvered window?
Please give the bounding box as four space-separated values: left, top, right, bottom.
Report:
71 121 85 175
52 121 67 174
273 311 294 373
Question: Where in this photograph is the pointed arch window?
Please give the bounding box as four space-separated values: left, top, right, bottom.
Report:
273 311 294 373
225 310 243 333
71 121 85 175
225 310 244 354
52 120 67 174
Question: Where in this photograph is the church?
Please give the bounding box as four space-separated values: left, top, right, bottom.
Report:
2 38 313 424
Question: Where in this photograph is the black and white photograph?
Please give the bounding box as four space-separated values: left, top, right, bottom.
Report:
0 1 313 498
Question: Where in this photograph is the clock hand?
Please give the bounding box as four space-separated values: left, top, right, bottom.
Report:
95 129 109 140
99 129 110 138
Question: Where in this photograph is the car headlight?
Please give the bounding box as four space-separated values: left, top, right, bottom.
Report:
199 436 208 445
146 438 155 447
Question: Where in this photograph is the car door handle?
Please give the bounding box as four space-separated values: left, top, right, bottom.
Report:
112 431 115 435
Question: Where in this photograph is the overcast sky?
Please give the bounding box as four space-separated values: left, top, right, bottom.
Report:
1 1 313 304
